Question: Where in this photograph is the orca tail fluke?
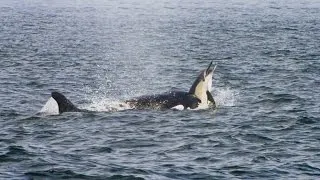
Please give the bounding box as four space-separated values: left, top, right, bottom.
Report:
51 91 81 114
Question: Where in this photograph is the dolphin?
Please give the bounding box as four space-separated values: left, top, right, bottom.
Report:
39 61 216 114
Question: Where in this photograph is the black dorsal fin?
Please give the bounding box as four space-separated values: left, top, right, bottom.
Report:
51 91 79 114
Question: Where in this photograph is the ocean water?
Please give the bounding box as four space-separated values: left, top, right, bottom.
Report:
1 0 320 179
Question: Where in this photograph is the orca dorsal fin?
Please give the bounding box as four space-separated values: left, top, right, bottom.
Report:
51 91 79 114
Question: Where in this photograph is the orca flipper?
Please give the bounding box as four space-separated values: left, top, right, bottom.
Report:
206 91 216 108
51 91 82 114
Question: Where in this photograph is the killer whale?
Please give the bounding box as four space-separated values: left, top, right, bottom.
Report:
126 61 216 110
40 61 216 114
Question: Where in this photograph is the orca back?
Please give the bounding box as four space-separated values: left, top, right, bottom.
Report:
126 91 201 110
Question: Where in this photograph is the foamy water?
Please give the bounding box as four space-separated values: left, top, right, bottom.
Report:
214 87 239 107
85 99 132 112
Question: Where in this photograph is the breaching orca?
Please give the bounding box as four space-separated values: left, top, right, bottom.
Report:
40 61 216 114
126 61 216 110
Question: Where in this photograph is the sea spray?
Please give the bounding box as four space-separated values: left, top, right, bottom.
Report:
213 87 239 107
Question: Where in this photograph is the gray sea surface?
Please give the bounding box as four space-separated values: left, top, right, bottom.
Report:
1 0 320 179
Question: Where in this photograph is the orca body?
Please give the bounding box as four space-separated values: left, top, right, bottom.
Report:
126 61 216 110
125 91 201 110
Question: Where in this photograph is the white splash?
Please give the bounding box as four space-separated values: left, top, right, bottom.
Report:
213 87 239 107
84 98 132 112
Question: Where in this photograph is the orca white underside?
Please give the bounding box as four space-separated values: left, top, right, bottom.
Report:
171 104 185 110
39 97 59 115
170 103 210 111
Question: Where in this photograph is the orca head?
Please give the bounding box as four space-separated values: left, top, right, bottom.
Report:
40 91 79 115
188 61 216 108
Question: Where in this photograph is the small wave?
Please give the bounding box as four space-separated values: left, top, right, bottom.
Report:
88 146 113 153
0 145 35 163
241 133 274 143
282 27 298 31
256 93 303 105
291 163 320 175
296 115 318 125
108 175 145 180
0 109 20 117
229 170 250 176
24 169 145 180
166 172 220 180
252 155 269 163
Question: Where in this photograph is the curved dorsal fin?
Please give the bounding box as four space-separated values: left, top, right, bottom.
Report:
51 91 79 114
